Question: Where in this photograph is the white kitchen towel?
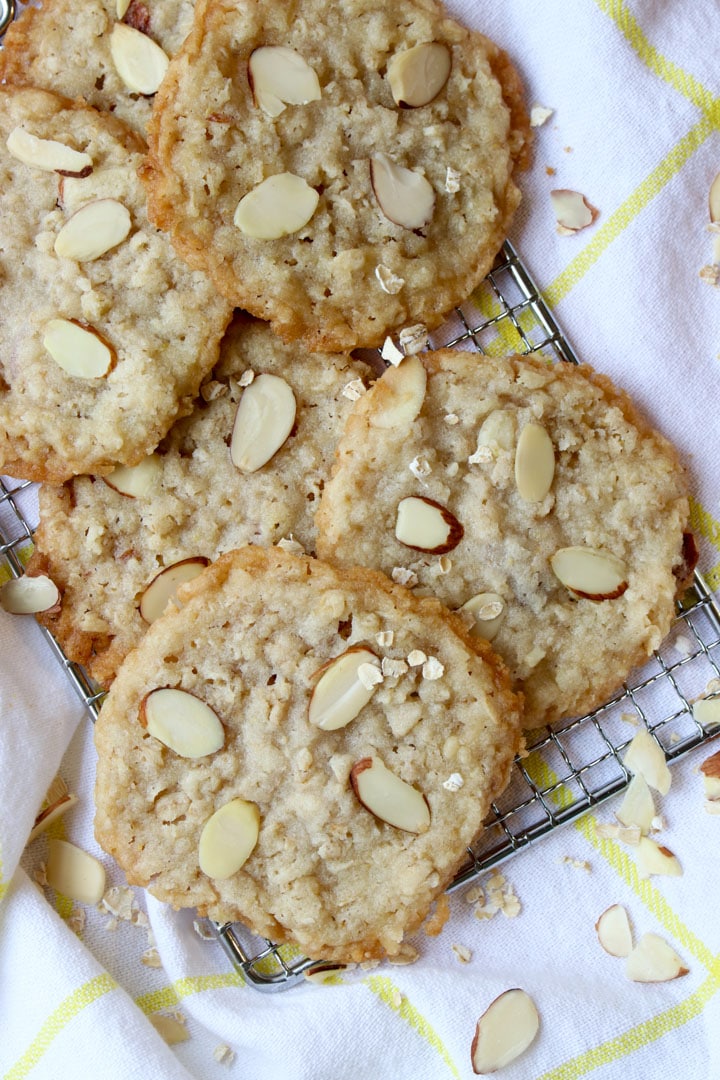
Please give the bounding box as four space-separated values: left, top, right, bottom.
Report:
2 1 720 1078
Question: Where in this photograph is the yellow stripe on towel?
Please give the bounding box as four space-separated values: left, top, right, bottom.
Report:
364 974 461 1079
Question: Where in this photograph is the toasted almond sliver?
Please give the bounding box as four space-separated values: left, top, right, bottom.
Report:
471 989 540 1074
54 198 132 262
350 756 430 833
43 318 115 379
395 496 463 554
0 575 60 614
514 422 555 501
616 772 656 833
370 355 427 429
595 904 633 957
103 453 163 498
230 373 296 472
248 45 321 117
6 126 93 176
110 23 170 95
551 545 628 600
140 687 225 758
46 838 106 905
234 173 319 239
635 836 682 879
139 558 209 623
370 153 434 230
387 42 451 108
625 933 688 982
198 799 260 879
309 648 380 731
622 729 672 795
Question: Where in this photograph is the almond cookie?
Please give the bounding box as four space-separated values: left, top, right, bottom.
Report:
0 0 195 135
143 0 530 351
315 352 692 729
0 86 232 482
28 317 372 686
94 546 523 962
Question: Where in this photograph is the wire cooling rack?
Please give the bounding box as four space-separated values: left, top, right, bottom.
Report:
2 241 720 991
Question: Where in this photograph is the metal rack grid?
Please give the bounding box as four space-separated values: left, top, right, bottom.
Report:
2 241 719 991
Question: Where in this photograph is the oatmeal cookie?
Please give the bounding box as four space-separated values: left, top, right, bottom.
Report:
315 351 691 728
0 0 195 135
94 546 523 962
143 0 530 351
0 86 231 482
29 316 371 686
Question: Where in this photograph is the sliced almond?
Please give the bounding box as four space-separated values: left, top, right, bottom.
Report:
693 695 720 729
700 750 720 801
198 798 260 879
139 687 225 757
234 173 319 239
28 790 79 844
309 647 380 731
625 933 688 983
110 22 170 95
710 172 720 224
370 153 435 230
471 988 540 1074
460 592 505 642
0 574 60 615
46 838 106 905
54 198 131 262
370 355 427 429
230 373 296 472
514 422 555 502
350 757 430 833
635 836 682 879
395 496 463 554
248 45 321 117
595 904 633 957
6 127 93 177
622 729 672 795
616 772 656 834
103 453 163 498
387 42 451 108
116 0 131 16
303 963 347 985
148 1014 190 1045
550 546 628 600
43 318 115 379
550 189 599 234
139 558 210 623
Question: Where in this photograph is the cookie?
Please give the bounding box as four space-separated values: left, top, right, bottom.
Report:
0 0 195 135
94 545 523 962
0 86 232 482
315 352 691 729
28 316 372 686
143 0 530 351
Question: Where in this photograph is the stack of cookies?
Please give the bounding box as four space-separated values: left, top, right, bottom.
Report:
0 0 691 962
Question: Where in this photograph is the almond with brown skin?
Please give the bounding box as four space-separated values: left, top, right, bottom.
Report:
395 496 463 554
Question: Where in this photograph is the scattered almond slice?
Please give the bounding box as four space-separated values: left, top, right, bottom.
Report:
149 1013 190 1045
370 355 427 429
309 647 381 730
110 23 170 95
692 695 720 729
551 545 628 600
471 989 540 1074
550 189 599 234
46 838 106 905
303 963 347 984
43 318 115 379
514 422 555 501
370 153 435 229
350 756 430 833
6 126 93 176
616 772 656 833
595 904 633 957
140 687 225 758
622 729 672 795
0 574 60 615
230 373 296 472
28 778 78 844
625 933 688 982
710 172 720 224
635 836 682 879
387 42 451 108
116 0 131 14
54 198 131 261
103 454 163 497
395 496 463 554
198 798 260 879
596 822 641 845
139 558 209 623
700 749 720 803
234 173 319 239
248 45 321 117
